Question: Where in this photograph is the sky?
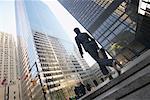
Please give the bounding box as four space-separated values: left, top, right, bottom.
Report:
0 0 16 35
0 0 96 66
43 0 96 66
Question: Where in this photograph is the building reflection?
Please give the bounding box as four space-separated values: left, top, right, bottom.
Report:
58 0 150 66
15 0 91 99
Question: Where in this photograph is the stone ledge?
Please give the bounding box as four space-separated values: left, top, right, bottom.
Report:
81 50 150 100
95 65 150 100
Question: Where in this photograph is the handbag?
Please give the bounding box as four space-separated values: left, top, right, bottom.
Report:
98 48 108 59
98 49 104 59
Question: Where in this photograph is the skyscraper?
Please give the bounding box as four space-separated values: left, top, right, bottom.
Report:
89 63 104 84
15 0 91 99
59 0 150 99
0 32 20 100
58 0 150 66
33 31 81 99
69 46 93 85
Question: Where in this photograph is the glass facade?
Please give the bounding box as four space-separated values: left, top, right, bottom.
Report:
15 0 91 99
58 0 150 65
24 1 69 41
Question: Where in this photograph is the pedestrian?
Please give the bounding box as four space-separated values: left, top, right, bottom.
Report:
74 82 86 99
93 80 98 86
86 83 91 91
79 82 86 96
74 28 121 80
74 86 80 99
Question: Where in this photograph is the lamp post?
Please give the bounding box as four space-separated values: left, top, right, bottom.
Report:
34 62 47 100
3 81 9 100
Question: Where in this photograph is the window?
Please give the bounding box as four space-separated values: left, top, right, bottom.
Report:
107 33 115 41
98 35 105 43
101 39 109 47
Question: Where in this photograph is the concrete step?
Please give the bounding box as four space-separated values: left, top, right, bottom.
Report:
80 50 150 100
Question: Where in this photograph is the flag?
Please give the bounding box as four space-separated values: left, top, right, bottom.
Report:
31 79 37 86
43 85 48 93
1 79 6 85
24 74 28 80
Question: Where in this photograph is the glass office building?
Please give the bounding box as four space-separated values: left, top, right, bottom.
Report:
16 0 69 70
58 0 150 65
15 0 91 99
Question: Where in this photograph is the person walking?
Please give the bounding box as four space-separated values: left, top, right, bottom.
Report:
74 86 80 99
74 28 121 80
79 82 86 96
86 83 92 92
74 82 86 99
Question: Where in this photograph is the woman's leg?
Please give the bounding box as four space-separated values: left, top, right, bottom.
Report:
105 59 121 75
87 49 110 75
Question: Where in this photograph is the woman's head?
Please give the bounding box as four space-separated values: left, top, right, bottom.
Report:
74 28 81 34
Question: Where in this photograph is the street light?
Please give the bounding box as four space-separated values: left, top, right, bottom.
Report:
30 62 47 100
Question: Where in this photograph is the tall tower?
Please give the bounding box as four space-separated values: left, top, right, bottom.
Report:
59 1 150 99
15 0 90 99
0 32 20 100
58 0 150 65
